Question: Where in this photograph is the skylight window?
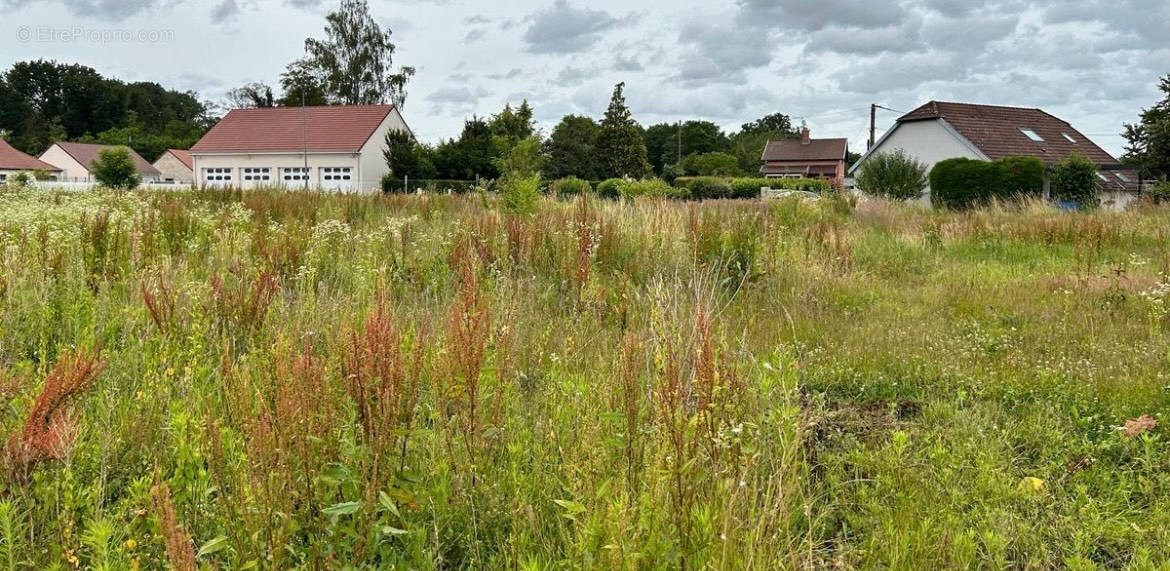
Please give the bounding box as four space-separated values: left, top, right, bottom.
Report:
1096 172 1109 182
1020 128 1045 143
1116 172 1132 183
1061 132 1077 143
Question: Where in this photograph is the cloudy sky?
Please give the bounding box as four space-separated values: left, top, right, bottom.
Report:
1 0 1167 156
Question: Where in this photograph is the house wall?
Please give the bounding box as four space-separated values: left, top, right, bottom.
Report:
356 107 410 191
192 153 361 190
38 145 91 181
855 120 984 204
762 159 846 185
153 153 194 185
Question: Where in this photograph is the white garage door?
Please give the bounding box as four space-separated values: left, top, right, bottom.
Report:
321 167 354 192
241 167 273 189
202 168 233 188
280 167 311 188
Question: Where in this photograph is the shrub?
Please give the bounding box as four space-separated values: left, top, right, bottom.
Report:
686 177 732 200
382 177 479 194
769 177 832 192
551 177 592 199
499 172 542 215
1148 180 1170 204
1050 154 1100 207
597 178 625 200
91 147 141 190
620 178 681 201
9 172 32 188
856 150 928 201
681 152 741 176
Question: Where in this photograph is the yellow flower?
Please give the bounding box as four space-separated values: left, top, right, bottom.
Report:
126 538 137 550
1017 477 1046 494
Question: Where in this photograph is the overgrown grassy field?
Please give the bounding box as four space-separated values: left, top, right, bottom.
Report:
0 188 1168 569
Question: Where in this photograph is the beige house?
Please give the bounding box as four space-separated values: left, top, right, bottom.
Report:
0 138 61 183
189 104 410 192
39 142 161 182
153 149 194 185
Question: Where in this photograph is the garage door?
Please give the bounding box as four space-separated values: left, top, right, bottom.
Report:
241 167 272 189
320 167 354 192
280 167 311 189
202 168 233 188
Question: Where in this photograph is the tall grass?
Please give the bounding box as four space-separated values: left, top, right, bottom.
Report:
0 187 1167 567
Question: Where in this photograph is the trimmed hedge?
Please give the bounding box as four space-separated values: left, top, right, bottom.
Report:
621 178 684 200
686 177 732 200
930 156 1046 209
674 176 830 200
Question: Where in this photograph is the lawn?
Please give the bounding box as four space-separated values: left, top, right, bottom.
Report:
0 187 1167 569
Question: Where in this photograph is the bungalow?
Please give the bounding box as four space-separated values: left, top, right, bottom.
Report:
153 149 194 185
189 104 410 192
0 138 61 182
761 126 848 186
39 142 161 183
849 101 1138 205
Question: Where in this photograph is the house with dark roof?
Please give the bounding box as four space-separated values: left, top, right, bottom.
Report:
39 142 161 183
761 126 848 186
849 101 1139 205
0 138 61 183
189 104 410 191
152 149 194 185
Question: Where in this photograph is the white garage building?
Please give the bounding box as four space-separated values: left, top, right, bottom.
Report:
189 104 411 192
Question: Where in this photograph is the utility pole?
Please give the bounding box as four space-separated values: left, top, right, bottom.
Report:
302 92 309 189
869 104 876 150
677 121 682 166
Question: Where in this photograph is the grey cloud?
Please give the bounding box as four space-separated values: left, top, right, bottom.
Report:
736 0 906 32
614 54 642 72
805 17 925 55
523 0 637 54
488 68 525 81
210 0 240 23
428 86 490 105
0 0 165 19
464 28 486 42
674 18 776 85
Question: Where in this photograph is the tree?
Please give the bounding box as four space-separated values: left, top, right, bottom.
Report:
433 117 498 180
91 147 141 190
856 150 927 201
301 0 415 107
729 112 800 174
681 152 740 176
496 136 544 215
278 59 330 107
739 113 796 135
596 83 650 179
383 129 436 180
544 115 603 180
643 121 731 174
1123 74 1170 180
489 101 535 144
226 82 275 109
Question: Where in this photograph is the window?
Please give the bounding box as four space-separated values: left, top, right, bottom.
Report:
322 167 353 182
0 174 7 183
1096 172 1109 182
1116 172 1132 183
1061 132 1077 143
280 167 310 182
203 168 232 182
1020 128 1045 143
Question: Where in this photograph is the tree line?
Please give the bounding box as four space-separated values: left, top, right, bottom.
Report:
384 83 822 184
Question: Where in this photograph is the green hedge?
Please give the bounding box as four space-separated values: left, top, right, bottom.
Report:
597 178 624 199
382 177 482 194
930 156 1045 209
685 177 732 200
551 177 592 198
621 178 685 200
674 176 830 200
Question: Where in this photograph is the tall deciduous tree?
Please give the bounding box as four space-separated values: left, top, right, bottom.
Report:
301 0 415 107
1123 75 1170 180
278 59 330 107
729 112 800 174
596 83 650 179
543 115 603 180
226 82 275 109
383 129 436 180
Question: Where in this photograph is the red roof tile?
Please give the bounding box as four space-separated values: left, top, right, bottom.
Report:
898 101 1119 166
762 138 848 162
0 138 61 171
164 149 193 170
51 142 160 176
191 105 394 154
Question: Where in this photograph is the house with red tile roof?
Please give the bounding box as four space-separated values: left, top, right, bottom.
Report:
849 101 1139 205
152 149 194 185
189 104 410 191
761 125 848 186
39 142 161 183
0 137 61 183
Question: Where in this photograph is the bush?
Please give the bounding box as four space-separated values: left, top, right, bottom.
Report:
1050 154 1100 207
728 178 772 199
91 147 141 190
686 177 732 200
596 178 625 200
681 152 741 176
1148 180 1170 204
931 156 1047 208
761 177 831 192
856 150 928 201
382 177 479 194
551 177 592 199
620 178 682 201
9 171 33 188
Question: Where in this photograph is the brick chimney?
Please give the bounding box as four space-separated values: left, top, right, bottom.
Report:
801 125 811 145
